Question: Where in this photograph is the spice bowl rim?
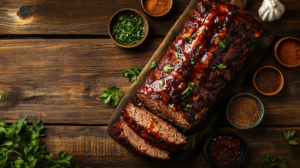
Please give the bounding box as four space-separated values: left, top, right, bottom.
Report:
141 0 173 17
252 65 284 96
203 131 248 168
108 8 149 48
226 93 264 130
274 36 300 68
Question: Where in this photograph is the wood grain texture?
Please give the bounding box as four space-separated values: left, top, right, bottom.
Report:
0 0 300 36
42 125 300 168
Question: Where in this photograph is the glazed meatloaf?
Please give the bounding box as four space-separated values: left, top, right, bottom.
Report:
122 103 186 151
135 0 264 130
113 118 170 160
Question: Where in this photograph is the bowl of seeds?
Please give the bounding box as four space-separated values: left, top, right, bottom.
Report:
226 93 264 129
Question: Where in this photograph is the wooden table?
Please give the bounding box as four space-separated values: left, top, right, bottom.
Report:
0 0 300 167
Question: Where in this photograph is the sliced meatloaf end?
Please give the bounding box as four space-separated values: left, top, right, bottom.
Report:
122 103 186 151
113 117 170 160
135 93 192 131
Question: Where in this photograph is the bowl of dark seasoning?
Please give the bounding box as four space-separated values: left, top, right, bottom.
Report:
253 66 284 96
227 93 264 129
203 131 247 168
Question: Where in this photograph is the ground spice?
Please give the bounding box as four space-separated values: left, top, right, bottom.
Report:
228 96 259 127
278 40 300 65
209 135 241 166
255 68 281 93
144 0 171 15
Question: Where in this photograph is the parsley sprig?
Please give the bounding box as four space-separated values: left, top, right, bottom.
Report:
250 164 262 168
212 64 226 70
122 67 143 82
164 66 173 74
261 155 288 168
283 130 298 145
185 104 192 111
181 82 198 99
100 86 122 106
0 118 79 168
182 132 199 150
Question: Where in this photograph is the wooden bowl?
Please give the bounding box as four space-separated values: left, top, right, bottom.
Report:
141 0 173 17
253 66 284 96
108 8 149 48
274 37 300 68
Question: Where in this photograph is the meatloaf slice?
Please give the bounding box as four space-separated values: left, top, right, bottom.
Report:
122 103 186 151
113 117 170 160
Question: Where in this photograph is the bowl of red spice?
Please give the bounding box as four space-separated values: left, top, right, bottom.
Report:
253 66 284 96
274 37 300 68
203 131 247 168
141 0 173 17
226 93 264 129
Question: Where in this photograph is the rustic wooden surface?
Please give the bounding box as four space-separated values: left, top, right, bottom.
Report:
0 0 300 167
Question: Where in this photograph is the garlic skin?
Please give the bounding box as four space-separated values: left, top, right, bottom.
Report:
259 0 285 22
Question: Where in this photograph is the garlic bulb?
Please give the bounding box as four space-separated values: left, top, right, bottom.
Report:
259 0 285 22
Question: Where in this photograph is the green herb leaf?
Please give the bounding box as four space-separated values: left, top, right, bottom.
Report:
112 14 145 45
260 155 287 168
212 64 227 71
183 57 186 61
168 104 172 108
250 164 262 168
191 58 195 65
187 35 194 42
194 114 198 120
160 80 164 87
150 61 157 69
288 140 298 145
185 104 192 111
283 130 296 140
218 26 221 29
175 52 180 59
0 92 2 99
123 67 143 82
219 40 226 48
164 66 173 74
100 86 122 105
182 132 199 150
181 82 198 100
222 23 226 27
198 76 201 79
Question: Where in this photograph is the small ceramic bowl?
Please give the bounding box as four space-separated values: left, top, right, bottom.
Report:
253 66 284 96
108 8 149 48
141 0 173 17
274 36 300 68
203 131 248 168
226 93 264 129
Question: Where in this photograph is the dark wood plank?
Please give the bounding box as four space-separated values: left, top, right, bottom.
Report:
42 125 300 167
0 0 299 36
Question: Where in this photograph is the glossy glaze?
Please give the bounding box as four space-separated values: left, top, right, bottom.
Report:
136 0 263 129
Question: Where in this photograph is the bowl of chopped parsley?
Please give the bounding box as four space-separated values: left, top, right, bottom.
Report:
108 8 149 48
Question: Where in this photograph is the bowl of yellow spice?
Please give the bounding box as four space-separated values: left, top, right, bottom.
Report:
141 0 173 17
226 93 264 129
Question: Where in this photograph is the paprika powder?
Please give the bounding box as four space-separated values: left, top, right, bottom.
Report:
143 0 171 15
278 39 300 65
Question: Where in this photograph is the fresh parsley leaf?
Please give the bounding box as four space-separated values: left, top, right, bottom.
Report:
218 26 221 29
100 86 122 106
112 14 145 45
250 164 262 168
283 130 296 140
168 104 172 108
222 23 226 27
175 52 180 59
198 76 201 79
185 104 192 111
181 82 198 99
187 35 194 42
0 118 79 168
191 58 195 65
261 155 287 168
212 64 227 71
219 40 226 48
164 66 173 74
194 114 198 119
183 57 186 61
288 140 299 145
160 80 164 87
123 67 143 82
150 61 157 69
182 132 199 150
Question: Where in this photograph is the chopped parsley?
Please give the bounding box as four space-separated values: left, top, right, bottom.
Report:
191 58 195 64
160 139 163 141
222 23 226 27
168 104 172 108
187 35 194 42
218 26 221 29
185 104 192 111
198 76 201 79
150 61 157 69
181 82 198 99
175 52 180 59
212 64 227 70
240 31 243 34
183 57 186 61
219 40 226 48
164 66 173 74
160 80 164 87
112 14 144 45
194 114 198 119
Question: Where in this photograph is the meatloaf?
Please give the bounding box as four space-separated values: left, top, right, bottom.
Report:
135 0 264 130
122 103 186 151
113 117 170 160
